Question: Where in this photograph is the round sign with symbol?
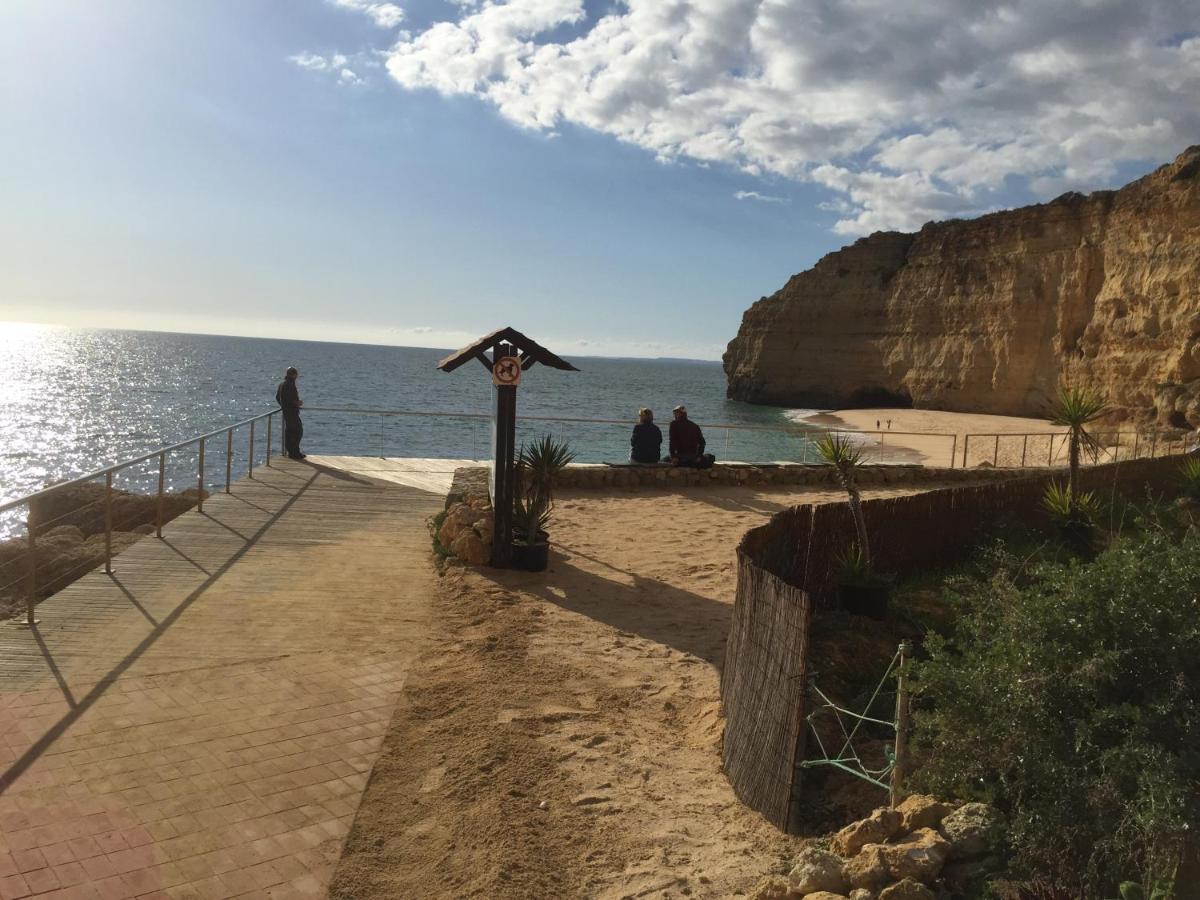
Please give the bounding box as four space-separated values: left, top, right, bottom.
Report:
492 356 522 387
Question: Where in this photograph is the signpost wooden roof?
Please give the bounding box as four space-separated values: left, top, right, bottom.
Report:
436 326 580 374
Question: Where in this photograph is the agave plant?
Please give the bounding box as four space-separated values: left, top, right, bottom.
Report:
1048 386 1110 513
517 435 575 512
816 433 871 567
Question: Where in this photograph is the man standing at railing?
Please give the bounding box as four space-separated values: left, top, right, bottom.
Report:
275 366 306 460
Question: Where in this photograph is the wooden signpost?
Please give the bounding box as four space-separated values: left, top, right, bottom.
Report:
437 327 578 567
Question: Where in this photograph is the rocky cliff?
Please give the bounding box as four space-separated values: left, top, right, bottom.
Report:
724 148 1200 428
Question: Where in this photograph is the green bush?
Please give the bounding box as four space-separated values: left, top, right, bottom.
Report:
912 522 1200 896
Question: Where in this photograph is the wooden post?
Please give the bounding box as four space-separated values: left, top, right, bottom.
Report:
1132 431 1140 460
962 434 969 469
266 414 273 466
993 434 1000 467
491 342 518 568
225 429 233 493
249 420 256 479
1021 434 1028 467
949 434 956 468
1048 433 1055 466
197 438 205 513
890 640 911 808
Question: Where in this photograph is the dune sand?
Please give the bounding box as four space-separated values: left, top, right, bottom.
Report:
332 479 979 900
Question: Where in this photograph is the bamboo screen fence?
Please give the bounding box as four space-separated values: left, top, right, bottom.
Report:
720 453 1190 832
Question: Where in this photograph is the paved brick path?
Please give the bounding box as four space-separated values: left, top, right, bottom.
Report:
0 459 441 899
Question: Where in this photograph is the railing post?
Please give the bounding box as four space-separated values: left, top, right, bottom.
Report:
890 641 911 809
225 428 233 493
156 452 166 538
266 413 273 467
1132 431 1140 460
249 420 256 479
993 435 1000 467
962 434 969 468
724 428 731 458
104 471 113 575
197 438 205 513
1021 434 1028 467
378 415 385 458
1150 432 1158 459
1048 434 1055 466
879 432 886 464
949 434 956 468
23 507 39 627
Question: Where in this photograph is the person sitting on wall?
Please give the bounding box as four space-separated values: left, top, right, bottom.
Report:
630 407 663 464
669 405 714 468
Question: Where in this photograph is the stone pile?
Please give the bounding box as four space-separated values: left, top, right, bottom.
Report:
436 495 494 566
749 796 1002 900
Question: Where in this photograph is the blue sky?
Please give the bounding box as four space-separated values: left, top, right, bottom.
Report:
1 1 1196 359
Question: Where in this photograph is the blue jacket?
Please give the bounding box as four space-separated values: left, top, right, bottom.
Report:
630 422 662 463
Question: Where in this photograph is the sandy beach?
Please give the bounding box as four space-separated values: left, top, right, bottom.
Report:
801 407 1068 467
331 478 985 900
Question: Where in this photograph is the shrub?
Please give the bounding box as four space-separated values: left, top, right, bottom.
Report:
912 524 1200 895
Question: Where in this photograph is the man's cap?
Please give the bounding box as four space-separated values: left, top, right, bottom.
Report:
673 404 686 413
286 366 299 376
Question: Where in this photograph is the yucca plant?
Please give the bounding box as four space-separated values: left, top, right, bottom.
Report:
816 433 871 567
517 435 575 512
1041 480 1103 524
1048 386 1110 514
1179 457 1200 499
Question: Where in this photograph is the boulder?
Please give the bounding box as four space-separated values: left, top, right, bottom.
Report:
843 845 890 891
41 525 85 543
894 795 953 834
939 803 1002 860
848 891 875 900
788 846 849 895
876 828 950 883
450 530 490 566
438 514 462 548
831 808 903 857
803 894 850 900
746 875 795 900
878 878 935 900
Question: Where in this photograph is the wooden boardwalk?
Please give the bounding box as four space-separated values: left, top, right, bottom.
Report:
0 458 443 899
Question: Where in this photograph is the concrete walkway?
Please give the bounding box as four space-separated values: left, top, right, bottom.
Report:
0 459 443 899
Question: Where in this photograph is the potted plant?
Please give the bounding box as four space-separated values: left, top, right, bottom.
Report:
511 435 574 571
815 433 892 616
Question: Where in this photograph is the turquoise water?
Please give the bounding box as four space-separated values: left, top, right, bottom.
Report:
0 325 818 520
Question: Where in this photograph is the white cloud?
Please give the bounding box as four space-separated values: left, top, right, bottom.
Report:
734 190 787 204
291 52 367 86
330 0 405 29
372 0 1200 234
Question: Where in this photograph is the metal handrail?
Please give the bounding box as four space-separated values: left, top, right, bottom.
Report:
0 409 279 515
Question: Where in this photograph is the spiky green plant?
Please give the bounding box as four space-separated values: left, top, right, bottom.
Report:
1179 457 1200 499
1048 386 1110 513
517 435 575 511
1041 480 1103 525
816 433 871 566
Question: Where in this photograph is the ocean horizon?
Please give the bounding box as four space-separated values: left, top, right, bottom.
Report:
0 324 821 519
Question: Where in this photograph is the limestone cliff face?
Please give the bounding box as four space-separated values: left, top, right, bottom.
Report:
724 148 1200 427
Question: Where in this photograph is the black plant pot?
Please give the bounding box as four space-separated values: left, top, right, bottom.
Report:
512 540 550 572
838 582 890 619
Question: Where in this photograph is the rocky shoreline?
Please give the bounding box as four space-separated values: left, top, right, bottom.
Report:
0 483 206 618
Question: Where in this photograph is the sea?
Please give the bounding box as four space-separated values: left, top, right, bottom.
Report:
0 325 822 534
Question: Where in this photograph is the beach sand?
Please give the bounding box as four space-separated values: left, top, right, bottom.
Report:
803 407 1068 467
331 480 979 900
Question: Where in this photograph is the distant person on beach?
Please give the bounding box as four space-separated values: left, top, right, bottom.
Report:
275 366 306 460
669 405 712 468
630 408 663 464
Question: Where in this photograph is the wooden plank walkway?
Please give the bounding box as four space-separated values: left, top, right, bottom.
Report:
0 458 443 899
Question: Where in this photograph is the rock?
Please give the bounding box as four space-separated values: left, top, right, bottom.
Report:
788 846 848 895
878 878 935 900
849 891 875 900
41 525 85 543
746 875 794 900
876 828 950 884
939 802 1002 860
843 845 890 891
803 893 850 900
437 514 462 548
450 529 490 566
723 147 1200 430
894 794 954 834
831 808 903 857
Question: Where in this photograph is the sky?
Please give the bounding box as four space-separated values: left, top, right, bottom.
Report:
0 0 1197 360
